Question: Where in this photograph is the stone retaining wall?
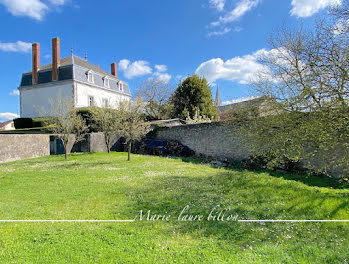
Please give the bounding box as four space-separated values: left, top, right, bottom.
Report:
0 134 50 163
155 122 251 160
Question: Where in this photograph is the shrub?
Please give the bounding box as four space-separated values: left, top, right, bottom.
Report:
76 107 102 132
13 118 33 129
32 117 56 128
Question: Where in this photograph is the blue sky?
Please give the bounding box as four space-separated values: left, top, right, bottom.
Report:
0 0 341 121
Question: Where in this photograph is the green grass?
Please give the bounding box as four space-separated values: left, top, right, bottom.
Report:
0 152 348 263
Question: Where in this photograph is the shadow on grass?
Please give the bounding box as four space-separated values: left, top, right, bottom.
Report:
163 155 349 189
120 170 349 248
18 155 115 169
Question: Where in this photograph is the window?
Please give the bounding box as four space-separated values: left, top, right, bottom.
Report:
119 82 123 91
88 96 94 107
102 98 109 108
87 71 94 83
103 77 110 88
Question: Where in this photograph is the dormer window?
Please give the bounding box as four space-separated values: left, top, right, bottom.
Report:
118 82 123 91
86 71 94 83
103 76 110 88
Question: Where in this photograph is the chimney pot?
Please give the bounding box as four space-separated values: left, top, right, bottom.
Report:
32 43 40 85
111 63 117 78
52 37 60 81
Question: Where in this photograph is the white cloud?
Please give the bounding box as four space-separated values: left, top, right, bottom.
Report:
49 0 68 5
9 90 19 96
0 112 19 122
0 0 48 20
0 41 32 53
118 59 130 71
222 96 258 105
176 75 184 80
211 0 260 27
154 72 172 84
155 64 167 72
0 0 70 20
119 59 152 79
208 27 232 37
210 0 226 11
290 0 341 18
334 18 349 35
195 48 272 84
119 60 171 82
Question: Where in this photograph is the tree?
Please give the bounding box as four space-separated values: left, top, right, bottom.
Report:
135 78 173 120
91 108 121 154
330 0 349 35
185 109 212 124
118 99 150 161
48 93 88 160
171 75 218 120
246 10 349 176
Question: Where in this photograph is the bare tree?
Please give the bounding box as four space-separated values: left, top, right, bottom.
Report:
246 11 349 176
48 93 88 160
91 108 121 154
134 78 173 120
253 23 349 112
118 99 150 161
330 0 349 35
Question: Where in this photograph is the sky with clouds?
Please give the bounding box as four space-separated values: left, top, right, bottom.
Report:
0 0 343 121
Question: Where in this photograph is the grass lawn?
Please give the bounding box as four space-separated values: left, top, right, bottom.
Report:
0 152 348 263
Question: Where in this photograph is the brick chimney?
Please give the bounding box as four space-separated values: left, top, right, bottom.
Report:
52 37 60 81
111 63 117 78
32 43 40 85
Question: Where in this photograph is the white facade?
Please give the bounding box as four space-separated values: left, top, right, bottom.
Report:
20 80 131 118
74 82 130 109
20 81 74 118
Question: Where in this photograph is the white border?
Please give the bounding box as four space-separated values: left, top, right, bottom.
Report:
0 219 348 223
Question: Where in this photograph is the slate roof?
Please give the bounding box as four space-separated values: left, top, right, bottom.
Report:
39 56 118 79
19 55 131 96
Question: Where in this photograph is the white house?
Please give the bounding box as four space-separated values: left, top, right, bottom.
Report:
18 37 131 118
0 120 15 131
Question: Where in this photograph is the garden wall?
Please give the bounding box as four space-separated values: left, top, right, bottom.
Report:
69 133 121 154
0 134 50 163
155 122 251 160
155 122 348 178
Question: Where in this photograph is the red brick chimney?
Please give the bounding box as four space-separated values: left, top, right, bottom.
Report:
52 37 60 81
111 63 117 78
32 43 40 85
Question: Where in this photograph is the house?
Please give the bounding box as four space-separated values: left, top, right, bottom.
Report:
218 96 276 120
18 37 131 118
0 120 15 131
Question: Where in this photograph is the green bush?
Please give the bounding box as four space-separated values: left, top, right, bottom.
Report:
13 118 33 129
14 117 56 129
76 107 105 132
32 117 56 128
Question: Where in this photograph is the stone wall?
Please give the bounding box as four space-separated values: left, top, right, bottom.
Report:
155 122 348 178
155 122 251 160
70 133 121 153
0 134 50 163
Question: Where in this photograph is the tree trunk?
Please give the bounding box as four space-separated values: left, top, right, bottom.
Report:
63 139 68 160
127 141 132 161
105 134 110 154
107 141 110 154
